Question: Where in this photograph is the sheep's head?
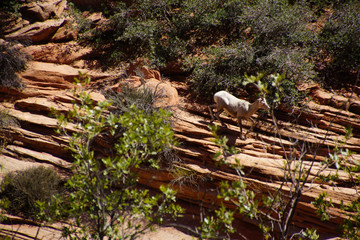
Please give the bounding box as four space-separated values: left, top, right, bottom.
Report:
257 98 270 110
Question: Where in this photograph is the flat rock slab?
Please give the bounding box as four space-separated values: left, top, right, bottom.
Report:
5 19 65 42
21 61 110 83
0 155 46 178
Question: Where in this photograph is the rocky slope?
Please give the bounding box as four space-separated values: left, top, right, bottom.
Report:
1 1 360 239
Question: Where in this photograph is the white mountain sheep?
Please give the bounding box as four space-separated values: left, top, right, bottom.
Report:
208 90 270 139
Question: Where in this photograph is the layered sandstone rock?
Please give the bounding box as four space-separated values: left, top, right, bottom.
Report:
0 2 360 240
19 0 66 23
1 58 359 238
5 19 66 42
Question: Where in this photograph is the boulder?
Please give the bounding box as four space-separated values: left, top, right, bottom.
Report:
0 16 30 35
312 89 332 105
19 0 66 22
50 19 77 42
140 66 162 81
23 41 92 64
86 12 106 26
111 77 178 108
54 0 67 18
111 64 178 107
312 88 360 114
126 59 162 81
5 19 65 42
349 100 360 115
20 61 110 84
144 78 178 107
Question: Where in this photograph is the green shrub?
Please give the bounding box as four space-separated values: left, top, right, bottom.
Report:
54 87 183 239
74 0 354 103
0 0 21 15
185 0 316 102
185 42 255 98
85 1 163 65
78 0 250 67
258 73 304 108
0 166 63 220
318 1 360 84
0 41 29 89
0 110 19 129
77 0 316 86
237 0 316 80
104 83 179 167
66 2 93 37
294 0 341 15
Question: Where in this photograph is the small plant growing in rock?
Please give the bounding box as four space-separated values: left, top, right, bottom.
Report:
0 110 19 129
104 82 160 115
0 110 19 154
313 126 360 239
0 41 29 89
200 131 323 240
0 166 63 220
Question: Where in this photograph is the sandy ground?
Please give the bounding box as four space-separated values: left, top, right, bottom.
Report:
0 221 196 240
139 226 195 240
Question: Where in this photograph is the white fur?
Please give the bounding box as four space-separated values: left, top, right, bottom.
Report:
208 90 270 139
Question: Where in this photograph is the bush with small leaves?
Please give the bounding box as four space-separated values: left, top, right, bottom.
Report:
313 126 360 240
78 0 250 68
0 110 19 129
185 42 255 99
185 0 316 102
0 41 29 89
0 0 21 15
54 82 183 240
0 166 63 220
318 1 360 85
104 83 159 115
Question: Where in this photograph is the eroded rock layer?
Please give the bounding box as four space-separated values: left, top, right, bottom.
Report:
1 1 360 239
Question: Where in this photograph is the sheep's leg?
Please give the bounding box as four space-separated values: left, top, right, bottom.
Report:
249 117 255 125
247 117 256 136
208 104 217 123
237 117 245 140
209 105 227 128
215 108 228 128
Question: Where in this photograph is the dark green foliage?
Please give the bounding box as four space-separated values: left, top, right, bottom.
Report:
54 87 183 239
0 42 29 89
341 197 360 239
104 83 179 167
295 0 342 15
186 0 316 100
74 0 358 104
0 110 19 129
186 43 255 98
79 0 251 67
66 2 93 37
0 0 21 15
239 1 315 50
261 74 304 108
318 1 360 84
86 1 165 65
0 166 63 220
